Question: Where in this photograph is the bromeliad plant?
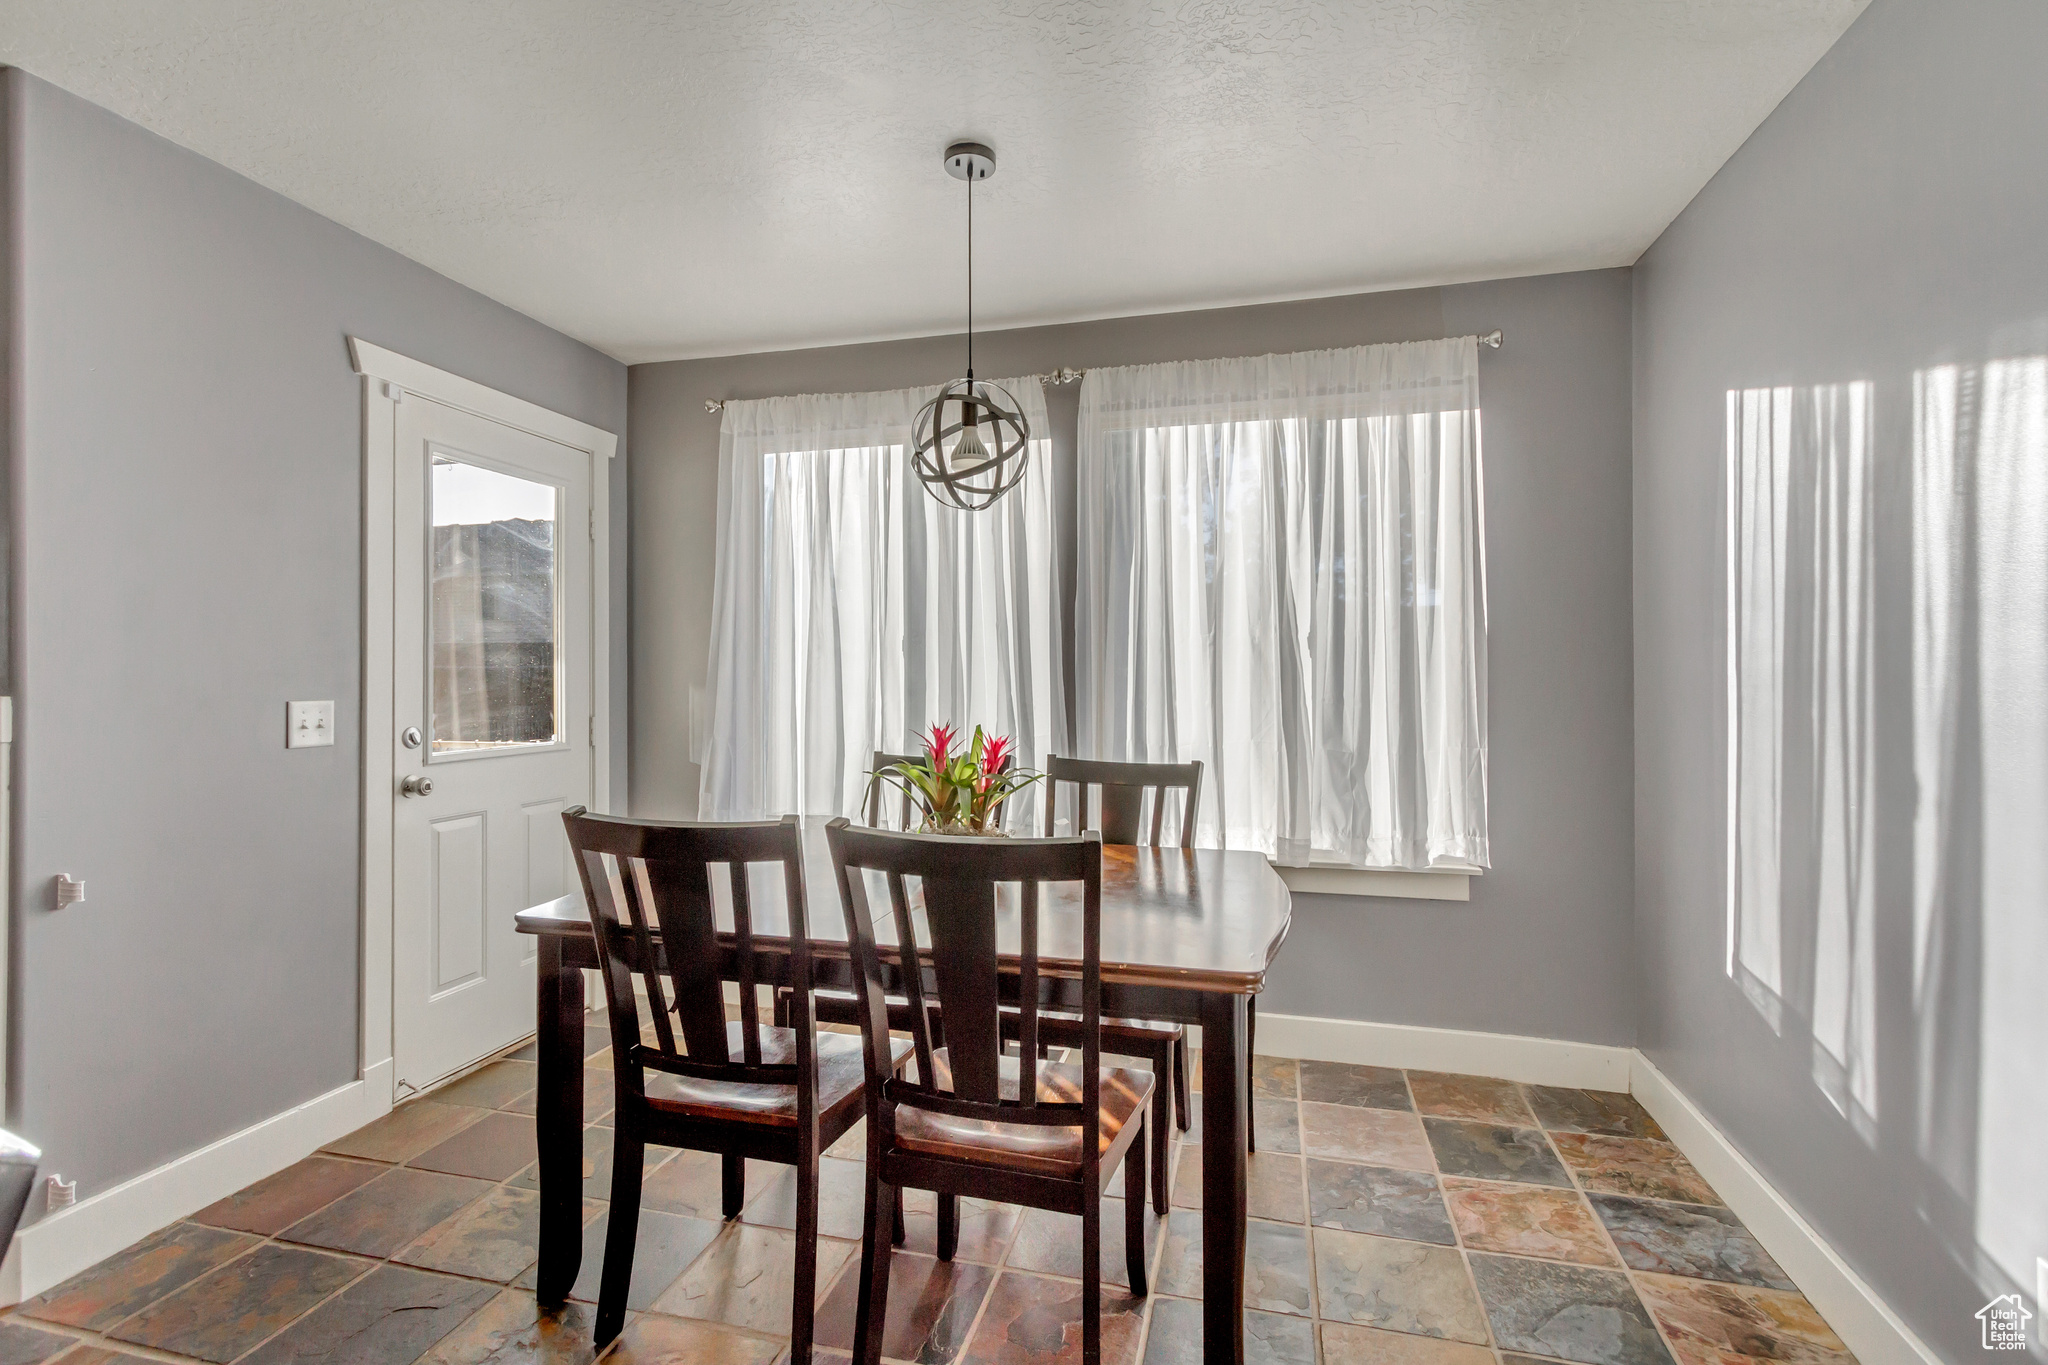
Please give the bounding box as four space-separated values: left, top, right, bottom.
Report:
876 723 1042 835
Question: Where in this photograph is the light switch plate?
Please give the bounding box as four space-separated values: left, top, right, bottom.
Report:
288 700 336 749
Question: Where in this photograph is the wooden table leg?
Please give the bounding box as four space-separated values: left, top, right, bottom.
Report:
534 938 586 1305
1200 991 1249 1365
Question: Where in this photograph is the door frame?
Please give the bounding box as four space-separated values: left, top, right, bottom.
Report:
350 337 616 1105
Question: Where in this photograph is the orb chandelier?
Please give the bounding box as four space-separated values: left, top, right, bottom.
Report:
911 142 1030 512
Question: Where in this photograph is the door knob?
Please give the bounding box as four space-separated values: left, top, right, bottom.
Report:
400 774 434 798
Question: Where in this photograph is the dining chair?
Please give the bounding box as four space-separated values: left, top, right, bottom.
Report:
777 745 1021 1036
777 751 941 1038
865 745 1015 830
825 819 1150 1365
861 749 922 829
1037 756 1214 1210
561 808 912 1358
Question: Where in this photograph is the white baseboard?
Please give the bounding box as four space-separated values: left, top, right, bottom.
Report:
0 1012 1936 1365
1230 1011 1934 1365
0 1060 393 1306
1628 1054 1941 1365
1272 864 1471 900
1244 1010 1635 1090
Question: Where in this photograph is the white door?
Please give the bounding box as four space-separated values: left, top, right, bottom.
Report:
391 396 594 1094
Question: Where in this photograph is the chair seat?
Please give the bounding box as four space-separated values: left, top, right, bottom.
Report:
1028 1010 1183 1045
892 1047 1154 1179
800 987 928 1035
815 987 909 1011
638 1023 912 1129
804 989 1176 1046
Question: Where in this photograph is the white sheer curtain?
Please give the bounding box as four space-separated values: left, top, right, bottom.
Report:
1073 339 1487 869
699 379 1064 822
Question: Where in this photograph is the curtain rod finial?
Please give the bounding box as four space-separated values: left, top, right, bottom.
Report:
1479 329 1503 349
706 399 725 414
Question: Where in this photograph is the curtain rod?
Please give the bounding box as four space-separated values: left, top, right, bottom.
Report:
702 328 1502 413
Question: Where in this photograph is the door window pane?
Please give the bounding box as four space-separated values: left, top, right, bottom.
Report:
431 456 560 753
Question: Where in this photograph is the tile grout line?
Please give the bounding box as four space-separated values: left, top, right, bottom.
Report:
1433 1174 1686 1276
217 1252 385 1365
1314 1073 1842 1365
624 1071 1660 1364
116 1065 542 1359
1391 1065 1503 1359
1409 1067 1506 1363
1129 1111 1175 1365
804 1206 863 1355
21 1053 1833 1365
672 1069 1827 1365
65 1322 222 1365
949 1182 1026 1364
19 1035 556 1364
1428 1070 1499 1361
1529 1084 1698 1365
1580 1173 1697 1365
1290 1083 1321 1341
80 1230 380 1362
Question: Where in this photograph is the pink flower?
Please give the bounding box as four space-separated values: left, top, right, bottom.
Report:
981 733 1014 773
924 722 958 766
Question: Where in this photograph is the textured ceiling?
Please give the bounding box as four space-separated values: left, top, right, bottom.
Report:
3 1 1865 363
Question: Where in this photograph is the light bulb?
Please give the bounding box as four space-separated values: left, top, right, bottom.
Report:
950 420 989 469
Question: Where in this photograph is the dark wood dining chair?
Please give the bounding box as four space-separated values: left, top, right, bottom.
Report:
777 750 941 1038
1037 756 1209 1210
1042 756 1204 850
862 749 922 829
864 745 1016 831
561 808 912 1358
778 745 1021 1037
825 819 1150 1365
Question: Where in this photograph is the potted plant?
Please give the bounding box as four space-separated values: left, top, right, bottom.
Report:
875 723 1042 835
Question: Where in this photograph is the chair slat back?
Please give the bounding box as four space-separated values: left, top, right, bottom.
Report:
562 809 816 1102
863 751 922 830
824 820 1102 1148
1042 756 1204 847
865 747 1018 831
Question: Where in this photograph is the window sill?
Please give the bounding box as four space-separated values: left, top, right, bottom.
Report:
1270 861 1473 901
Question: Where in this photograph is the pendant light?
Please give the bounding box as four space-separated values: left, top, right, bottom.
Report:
911 142 1030 511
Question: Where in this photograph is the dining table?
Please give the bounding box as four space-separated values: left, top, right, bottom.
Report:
515 822 1292 1365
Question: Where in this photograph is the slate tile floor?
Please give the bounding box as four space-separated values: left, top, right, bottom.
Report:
0 1021 1859 1365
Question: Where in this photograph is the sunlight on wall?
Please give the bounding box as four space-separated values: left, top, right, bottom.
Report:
1724 382 1878 1137
1912 357 2048 1306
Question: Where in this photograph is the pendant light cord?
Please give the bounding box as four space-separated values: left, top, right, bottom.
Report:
966 174 974 380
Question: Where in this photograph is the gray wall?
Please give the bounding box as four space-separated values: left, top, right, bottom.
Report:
2 70 628 1208
1631 0 2048 1359
632 269 1637 1044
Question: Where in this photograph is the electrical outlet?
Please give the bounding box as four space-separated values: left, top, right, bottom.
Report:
287 700 336 749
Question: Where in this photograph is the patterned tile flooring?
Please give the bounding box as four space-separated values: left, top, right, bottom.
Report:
0 1020 1859 1365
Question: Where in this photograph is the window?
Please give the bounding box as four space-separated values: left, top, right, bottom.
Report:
429 455 561 752
1073 340 1488 869
699 381 1064 822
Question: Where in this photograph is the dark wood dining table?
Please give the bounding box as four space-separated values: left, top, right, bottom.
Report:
515 823 1291 1365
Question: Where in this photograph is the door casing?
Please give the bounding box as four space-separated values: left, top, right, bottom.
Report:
351 337 615 1106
